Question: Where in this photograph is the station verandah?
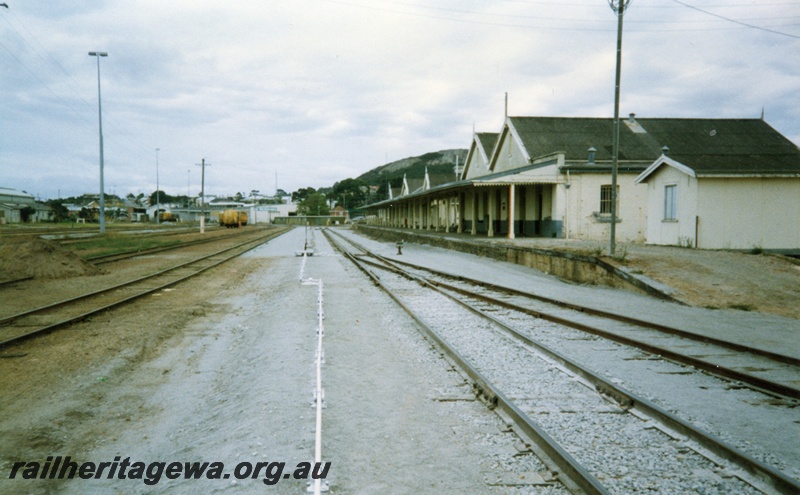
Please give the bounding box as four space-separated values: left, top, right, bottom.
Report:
365 180 565 240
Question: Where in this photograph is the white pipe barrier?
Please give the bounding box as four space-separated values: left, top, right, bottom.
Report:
300 253 328 493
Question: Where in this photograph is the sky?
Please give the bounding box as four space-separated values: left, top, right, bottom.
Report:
1 0 799 201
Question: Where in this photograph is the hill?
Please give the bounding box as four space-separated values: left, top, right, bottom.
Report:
357 149 468 187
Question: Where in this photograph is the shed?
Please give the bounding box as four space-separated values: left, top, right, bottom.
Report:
635 119 800 249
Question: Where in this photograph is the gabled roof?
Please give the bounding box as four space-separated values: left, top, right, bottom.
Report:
462 132 499 179
503 116 800 175
635 155 696 184
477 132 499 158
364 115 799 210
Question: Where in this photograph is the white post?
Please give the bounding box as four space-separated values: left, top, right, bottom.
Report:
508 185 516 239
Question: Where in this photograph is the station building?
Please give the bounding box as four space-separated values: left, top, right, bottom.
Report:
364 115 800 250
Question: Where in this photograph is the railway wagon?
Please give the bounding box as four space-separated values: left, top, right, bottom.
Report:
158 211 179 222
219 209 248 228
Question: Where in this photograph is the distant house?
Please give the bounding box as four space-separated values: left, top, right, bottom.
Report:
365 114 800 249
635 119 800 249
123 199 147 222
0 187 49 223
248 202 298 224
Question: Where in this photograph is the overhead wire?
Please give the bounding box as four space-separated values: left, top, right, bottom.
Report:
326 0 800 33
382 0 798 23
671 0 800 39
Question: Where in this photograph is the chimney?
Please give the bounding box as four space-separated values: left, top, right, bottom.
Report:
661 145 670 156
628 113 636 123
587 146 597 164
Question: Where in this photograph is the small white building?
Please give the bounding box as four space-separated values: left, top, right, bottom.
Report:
248 202 297 224
635 119 800 249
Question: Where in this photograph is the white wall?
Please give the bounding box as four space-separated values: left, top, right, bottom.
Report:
643 166 800 249
491 131 531 173
643 166 698 246
697 178 800 249
463 142 492 180
249 203 297 224
566 172 647 243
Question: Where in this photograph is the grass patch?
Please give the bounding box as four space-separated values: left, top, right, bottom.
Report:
69 235 183 259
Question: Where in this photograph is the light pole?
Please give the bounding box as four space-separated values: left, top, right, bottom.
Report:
608 0 630 257
196 159 210 233
155 148 160 224
89 51 108 233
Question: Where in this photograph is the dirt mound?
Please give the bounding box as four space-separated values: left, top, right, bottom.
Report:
0 237 102 281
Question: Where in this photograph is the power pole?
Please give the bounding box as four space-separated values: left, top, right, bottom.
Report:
196 159 211 233
89 51 109 234
155 148 160 224
0 4 6 233
609 0 630 257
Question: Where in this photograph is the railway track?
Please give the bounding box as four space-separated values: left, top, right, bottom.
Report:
0 224 206 241
0 228 287 349
323 228 800 495
329 229 800 400
54 225 217 245
85 227 258 264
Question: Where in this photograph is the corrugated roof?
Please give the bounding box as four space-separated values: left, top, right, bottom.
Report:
0 187 35 200
470 162 562 185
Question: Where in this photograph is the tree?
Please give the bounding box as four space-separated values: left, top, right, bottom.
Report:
332 178 368 209
292 187 316 203
375 177 403 202
19 206 36 223
297 192 330 216
149 190 174 206
45 200 69 222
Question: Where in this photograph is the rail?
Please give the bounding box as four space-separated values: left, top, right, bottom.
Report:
0 228 287 348
324 227 800 495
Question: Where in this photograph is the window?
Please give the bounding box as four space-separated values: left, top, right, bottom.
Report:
599 185 617 214
664 184 677 220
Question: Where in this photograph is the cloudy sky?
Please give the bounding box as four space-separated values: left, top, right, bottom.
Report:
1 0 798 201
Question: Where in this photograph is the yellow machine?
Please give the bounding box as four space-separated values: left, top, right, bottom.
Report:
219 209 248 228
